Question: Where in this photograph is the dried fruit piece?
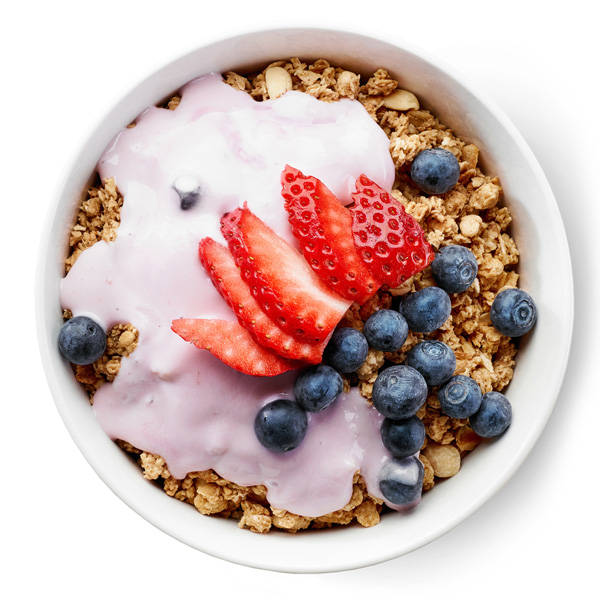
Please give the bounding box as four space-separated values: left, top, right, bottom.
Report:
199 238 324 363
171 318 297 376
221 206 350 343
282 165 380 304
350 175 434 287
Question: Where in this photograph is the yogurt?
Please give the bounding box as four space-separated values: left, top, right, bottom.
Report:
60 73 409 517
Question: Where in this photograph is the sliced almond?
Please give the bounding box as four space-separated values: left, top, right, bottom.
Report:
265 66 292 99
382 89 420 111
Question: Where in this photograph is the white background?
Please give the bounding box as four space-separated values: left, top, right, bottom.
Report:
2 0 599 597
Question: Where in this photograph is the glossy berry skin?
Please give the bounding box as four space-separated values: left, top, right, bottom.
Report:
406 340 456 386
254 399 308 453
400 286 451 333
221 206 349 344
381 416 425 459
198 238 325 364
431 245 478 293
372 365 428 420
379 456 424 506
363 309 409 352
282 165 380 304
469 391 512 438
410 148 460 195
172 318 297 376
438 375 483 418
323 327 368 373
490 288 537 337
294 365 343 413
350 175 434 288
58 316 106 365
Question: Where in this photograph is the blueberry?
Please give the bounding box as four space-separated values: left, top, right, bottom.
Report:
469 391 512 438
438 375 482 418
410 148 460 195
363 309 409 352
254 399 308 453
58 316 106 365
294 365 343 412
431 245 478 293
372 365 427 419
490 288 537 337
323 327 368 373
378 457 424 506
381 416 425 458
406 340 456 386
400 286 451 333
172 175 201 210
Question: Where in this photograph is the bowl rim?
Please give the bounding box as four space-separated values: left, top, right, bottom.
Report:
36 26 574 573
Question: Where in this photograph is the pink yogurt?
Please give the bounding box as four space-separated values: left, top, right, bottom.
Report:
60 73 414 517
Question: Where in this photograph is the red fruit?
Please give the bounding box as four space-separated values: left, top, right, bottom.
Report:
350 175 434 287
199 238 325 363
281 165 381 304
171 318 298 376
221 207 350 344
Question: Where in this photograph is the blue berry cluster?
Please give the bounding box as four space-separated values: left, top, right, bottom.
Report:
251 269 531 492
254 364 344 453
314 286 454 506
373 350 514 505
313 243 535 507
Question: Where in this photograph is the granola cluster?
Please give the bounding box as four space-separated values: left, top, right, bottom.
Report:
64 178 122 273
68 306 138 397
66 58 520 533
129 451 382 533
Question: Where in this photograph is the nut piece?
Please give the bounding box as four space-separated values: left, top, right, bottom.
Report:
423 443 461 478
460 214 483 238
382 89 420 111
265 66 292 99
118 329 135 349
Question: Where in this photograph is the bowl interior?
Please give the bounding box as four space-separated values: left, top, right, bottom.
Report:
37 28 573 573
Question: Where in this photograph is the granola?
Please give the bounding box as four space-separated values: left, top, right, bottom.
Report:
65 58 519 533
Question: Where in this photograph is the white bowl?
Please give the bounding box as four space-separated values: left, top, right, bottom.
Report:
36 28 573 573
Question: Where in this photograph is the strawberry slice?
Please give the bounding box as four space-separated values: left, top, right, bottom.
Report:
171 318 297 376
350 175 434 287
281 165 381 304
221 206 350 344
199 238 325 363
